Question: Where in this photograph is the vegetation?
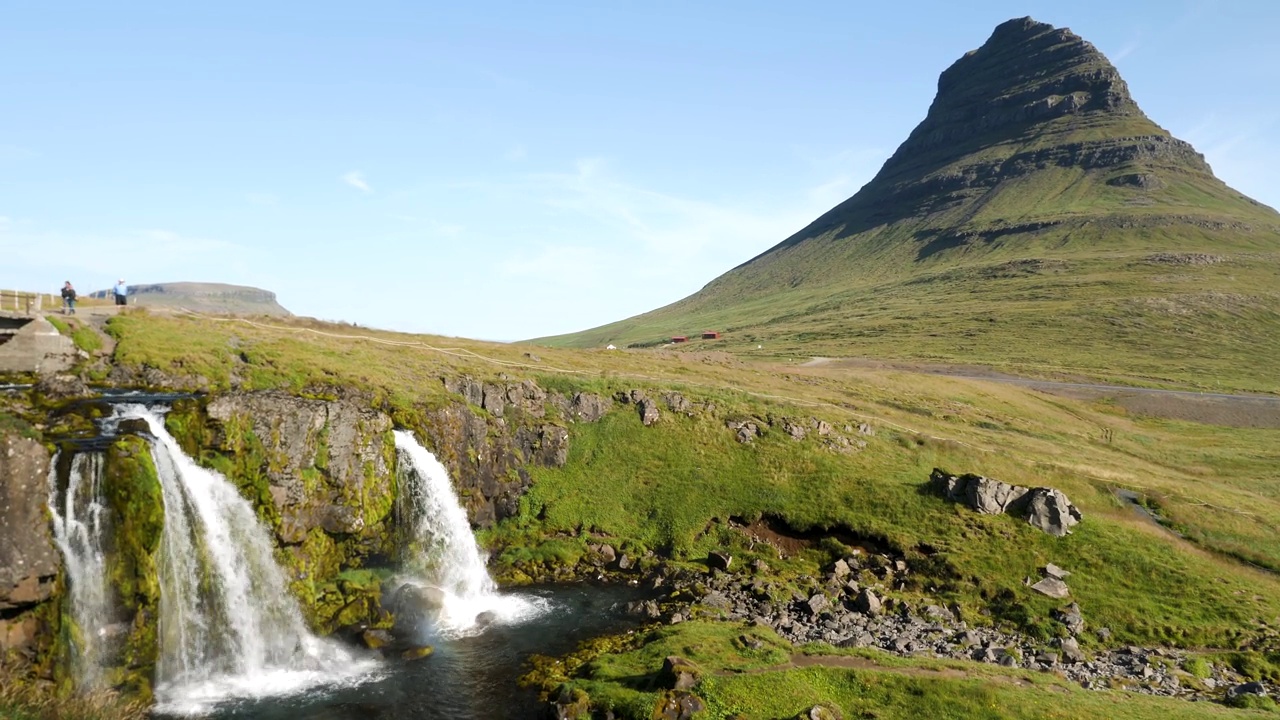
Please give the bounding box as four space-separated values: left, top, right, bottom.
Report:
528 622 1271 719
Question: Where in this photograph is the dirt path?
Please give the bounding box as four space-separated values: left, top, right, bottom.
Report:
802 357 1280 428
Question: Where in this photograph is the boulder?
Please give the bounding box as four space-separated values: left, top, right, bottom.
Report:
805 594 830 615
1031 577 1070 599
853 588 882 616
1023 488 1082 536
930 468 1081 536
0 435 59 611
569 392 611 422
1053 602 1086 635
34 373 90 400
1225 681 1267 702
660 655 701 691
653 690 705 720
707 551 732 572
1058 636 1085 664
801 703 844 720
1044 562 1071 579
638 398 661 426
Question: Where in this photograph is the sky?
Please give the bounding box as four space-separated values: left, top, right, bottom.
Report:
2 1 1277 341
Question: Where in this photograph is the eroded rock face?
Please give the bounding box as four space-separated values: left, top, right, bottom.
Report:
205 391 395 545
0 434 59 612
930 468 1082 536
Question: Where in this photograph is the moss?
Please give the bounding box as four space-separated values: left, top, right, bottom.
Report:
102 436 164 700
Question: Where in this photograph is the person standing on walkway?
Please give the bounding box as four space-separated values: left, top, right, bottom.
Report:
114 279 128 307
61 281 77 315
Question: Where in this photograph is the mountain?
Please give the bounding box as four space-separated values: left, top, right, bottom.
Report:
538 17 1280 392
91 281 291 316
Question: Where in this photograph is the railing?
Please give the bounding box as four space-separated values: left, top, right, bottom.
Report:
0 289 113 314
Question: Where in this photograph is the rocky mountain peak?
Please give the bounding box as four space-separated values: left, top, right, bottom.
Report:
888 17 1139 170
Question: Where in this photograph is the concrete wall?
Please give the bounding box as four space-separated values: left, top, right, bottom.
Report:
0 313 76 374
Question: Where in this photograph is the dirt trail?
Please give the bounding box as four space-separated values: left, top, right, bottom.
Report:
802 357 1280 428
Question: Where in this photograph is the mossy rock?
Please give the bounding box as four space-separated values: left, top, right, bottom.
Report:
401 645 435 661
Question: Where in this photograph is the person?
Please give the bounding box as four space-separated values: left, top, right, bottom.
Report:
114 279 128 307
60 281 77 315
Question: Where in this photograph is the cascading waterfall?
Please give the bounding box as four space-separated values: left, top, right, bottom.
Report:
121 405 377 714
393 430 545 636
47 452 111 691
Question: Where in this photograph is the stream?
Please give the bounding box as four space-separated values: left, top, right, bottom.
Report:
200 583 647 719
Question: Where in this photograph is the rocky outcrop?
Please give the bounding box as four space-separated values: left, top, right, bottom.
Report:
0 433 59 666
930 468 1081 536
0 434 59 612
97 282 291 316
204 391 395 546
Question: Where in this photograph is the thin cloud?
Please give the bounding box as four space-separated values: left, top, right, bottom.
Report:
1111 38 1141 62
342 171 373 194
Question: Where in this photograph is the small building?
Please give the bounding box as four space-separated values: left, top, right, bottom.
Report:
701 331 720 340
671 336 687 343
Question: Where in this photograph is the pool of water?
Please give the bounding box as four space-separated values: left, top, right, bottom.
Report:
193 583 648 720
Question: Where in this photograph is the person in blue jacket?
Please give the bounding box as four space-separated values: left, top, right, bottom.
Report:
114 279 128 307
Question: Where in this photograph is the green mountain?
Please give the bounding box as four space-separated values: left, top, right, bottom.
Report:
538 17 1280 392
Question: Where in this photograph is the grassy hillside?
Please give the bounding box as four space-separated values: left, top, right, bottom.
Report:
536 20 1280 395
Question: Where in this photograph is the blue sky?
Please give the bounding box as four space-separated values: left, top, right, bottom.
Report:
2 1 1277 340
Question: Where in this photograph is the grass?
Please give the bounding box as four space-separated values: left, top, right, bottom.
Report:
0 670 146 720
548 622 1272 720
92 310 1280 714
42 315 104 354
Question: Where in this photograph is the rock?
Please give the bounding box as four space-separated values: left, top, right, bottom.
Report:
1096 627 1112 641
707 551 732 572
853 588 882 616
802 703 844 720
1031 577 1070 599
784 421 807 440
34 373 90 400
831 559 851 578
813 420 833 436
552 686 591 720
1023 488 1082 536
391 583 446 618
806 594 830 615
1053 602 1086 635
617 554 634 571
569 392 611 422
638 398 661 426
662 392 693 414
653 690 705 720
930 468 1028 514
401 645 435 661
1225 681 1267 701
361 628 392 649
589 543 617 565
1044 563 1071 579
857 423 874 436
0 435 59 611
1058 637 1085 664
661 655 701 691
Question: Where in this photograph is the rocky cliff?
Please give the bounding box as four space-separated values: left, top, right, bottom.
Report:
95 282 290 316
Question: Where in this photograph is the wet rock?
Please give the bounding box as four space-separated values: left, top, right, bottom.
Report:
35 373 90 400
551 686 591 720
401 645 435 661
0 435 59 612
361 628 392 649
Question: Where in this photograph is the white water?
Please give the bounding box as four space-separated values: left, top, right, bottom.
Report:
121 406 378 715
393 430 546 636
47 452 111 691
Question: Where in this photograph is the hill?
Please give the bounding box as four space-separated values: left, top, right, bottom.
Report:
90 281 291 316
537 17 1280 394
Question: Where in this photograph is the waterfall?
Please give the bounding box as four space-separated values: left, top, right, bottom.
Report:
47 452 111 691
120 405 376 714
393 430 545 636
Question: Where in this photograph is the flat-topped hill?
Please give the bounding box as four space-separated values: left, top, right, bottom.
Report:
91 281 291 316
